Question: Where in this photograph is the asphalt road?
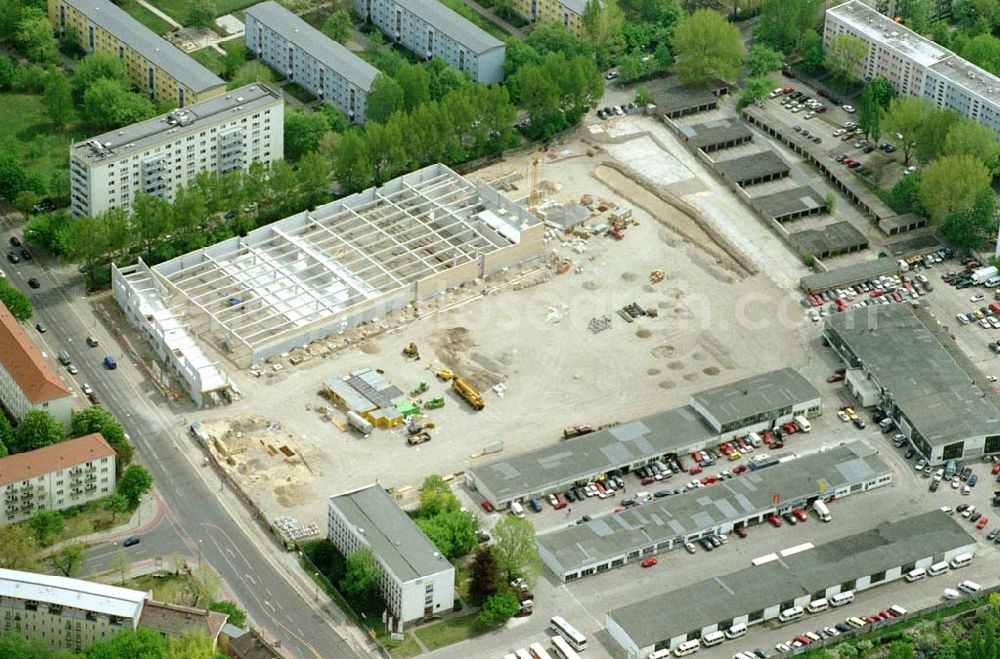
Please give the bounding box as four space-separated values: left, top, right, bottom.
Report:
1 221 362 659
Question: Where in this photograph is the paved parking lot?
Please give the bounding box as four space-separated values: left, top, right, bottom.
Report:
921 265 1000 377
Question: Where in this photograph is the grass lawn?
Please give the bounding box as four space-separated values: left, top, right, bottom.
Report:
0 93 85 193
150 0 264 23
283 82 315 103
119 0 174 33
414 614 487 651
190 47 225 75
440 0 511 40
125 573 194 605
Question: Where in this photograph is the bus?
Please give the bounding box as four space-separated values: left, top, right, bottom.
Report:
528 642 553 659
550 635 583 659
515 649 533 659
549 616 587 651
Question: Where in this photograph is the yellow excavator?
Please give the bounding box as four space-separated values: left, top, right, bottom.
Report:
402 343 420 360
452 375 485 411
425 363 454 381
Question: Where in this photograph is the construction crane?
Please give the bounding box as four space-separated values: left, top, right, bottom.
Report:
425 363 454 381
528 145 546 215
452 375 485 411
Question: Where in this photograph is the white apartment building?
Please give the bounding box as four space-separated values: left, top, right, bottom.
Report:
0 304 72 427
327 485 454 625
245 2 378 123
355 0 506 85
0 434 117 525
69 83 284 217
0 568 146 653
825 1 1000 135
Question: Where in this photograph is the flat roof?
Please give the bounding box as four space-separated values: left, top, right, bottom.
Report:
396 0 504 54
879 212 928 232
0 434 115 486
827 1 952 68
826 304 1000 447
690 368 819 429
654 79 722 113
799 256 897 293
927 56 1000 107
138 600 228 640
680 120 752 149
329 485 453 582
790 221 869 255
0 303 71 404
73 83 282 165
715 151 789 182
60 0 224 93
753 186 826 219
0 568 148 620
539 442 889 575
245 2 378 92
607 510 974 649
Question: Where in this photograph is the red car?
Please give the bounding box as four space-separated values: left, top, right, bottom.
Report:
767 513 782 527
700 476 719 486
735 526 748 538
763 430 773 445
614 506 624 513
594 482 606 496
553 493 567 510
732 465 748 474
794 635 813 646
992 462 1000 475
863 615 880 624
782 422 797 433
642 476 656 485
736 438 749 451
827 373 846 383
783 86 794 94
792 508 808 522
691 451 704 462
689 466 703 475
878 609 894 620
977 515 989 529
640 557 658 568
480 501 494 512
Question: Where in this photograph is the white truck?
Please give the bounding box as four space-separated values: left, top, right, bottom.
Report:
813 499 832 522
972 266 999 285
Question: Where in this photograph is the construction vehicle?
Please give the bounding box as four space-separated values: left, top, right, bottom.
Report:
407 432 431 446
402 343 420 360
424 397 445 410
410 381 429 396
650 269 665 283
426 363 454 381
562 424 594 439
452 375 485 411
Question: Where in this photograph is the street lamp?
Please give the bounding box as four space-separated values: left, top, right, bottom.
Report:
198 539 203 569
314 573 319 602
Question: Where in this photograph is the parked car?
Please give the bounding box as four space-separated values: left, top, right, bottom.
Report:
640 557 658 568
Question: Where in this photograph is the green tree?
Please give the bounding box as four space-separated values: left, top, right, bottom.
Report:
339 546 381 598
0 56 13 90
366 74 404 124
672 9 743 84
883 97 933 165
739 76 774 108
419 475 459 518
755 0 822 54
297 151 331 208
208 600 246 627
333 130 372 193
165 629 216 659
118 464 153 505
746 44 783 77
71 406 133 471
49 542 87 577
897 0 933 33
961 34 1000 76
582 0 626 58
417 510 477 560
26 510 65 546
131 193 174 259
941 188 997 250
112 549 131 585
13 189 39 216
15 9 57 63
73 52 128 97
477 591 520 626
0 628 61 658
187 0 217 28
799 30 825 74
283 109 329 161
104 493 130 523
84 627 166 658
492 515 541 583
82 78 156 128
221 43 247 80
891 173 923 214
825 34 868 87
0 414 11 455
11 410 66 453
0 280 32 321
914 108 962 165
396 62 430 112
322 9 352 43
955 0 1000 33
635 86 652 106
0 524 40 570
186 565 222 607
469 545 501 604
943 118 1000 174
43 71 73 127
858 84 882 141
315 103 349 133
0 152 27 203
918 154 991 222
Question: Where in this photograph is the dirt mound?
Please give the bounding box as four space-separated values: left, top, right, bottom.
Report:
430 327 505 391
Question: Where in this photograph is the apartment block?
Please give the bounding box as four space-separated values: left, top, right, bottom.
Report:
510 0 587 36
328 485 454 625
0 434 116 526
855 0 956 19
47 0 225 107
355 0 505 84
245 2 378 123
69 83 284 217
825 0 1000 135
0 304 71 427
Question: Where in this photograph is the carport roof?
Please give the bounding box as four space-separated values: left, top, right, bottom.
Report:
825 304 1000 448
799 256 897 294
690 368 819 429
654 81 720 113
715 151 789 182
538 442 890 575
789 221 869 256
753 186 825 219
680 120 752 149
607 510 975 650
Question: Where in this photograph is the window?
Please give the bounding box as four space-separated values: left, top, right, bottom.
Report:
942 442 964 461
870 570 886 584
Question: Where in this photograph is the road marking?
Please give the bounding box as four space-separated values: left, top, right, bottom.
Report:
245 574 256 584
265 600 276 612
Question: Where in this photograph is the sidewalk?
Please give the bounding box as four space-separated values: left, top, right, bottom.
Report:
135 0 181 29
46 493 162 554
463 0 525 37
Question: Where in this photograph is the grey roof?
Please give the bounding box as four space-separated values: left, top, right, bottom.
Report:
790 221 869 257
607 510 975 649
244 2 378 91
826 305 1000 448
879 212 928 233
329 485 453 582
681 120 753 149
886 232 943 258
539 442 890 575
61 0 223 93
654 79 724 114
472 406 717 503
73 84 282 165
559 0 589 14
754 186 826 220
715 151 789 183
396 0 505 54
799 256 897 294
690 367 820 430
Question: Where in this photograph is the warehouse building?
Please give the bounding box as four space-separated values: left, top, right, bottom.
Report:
244 2 379 123
47 0 225 107
0 303 72 427
322 367 409 427
537 442 891 581
356 0 506 84
113 163 542 403
825 304 1000 464
606 511 975 657
467 368 821 508
71 83 284 217
328 485 454 625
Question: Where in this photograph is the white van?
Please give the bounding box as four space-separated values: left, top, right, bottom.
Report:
807 598 829 613
748 432 762 448
927 561 950 576
674 639 700 656
942 588 960 600
510 502 525 519
905 567 926 582
794 415 812 432
986 276 1000 288
701 631 725 647
890 605 908 617
779 606 804 623
846 616 867 629
949 553 973 569
636 491 653 503
830 591 855 607
725 623 746 640
959 580 982 595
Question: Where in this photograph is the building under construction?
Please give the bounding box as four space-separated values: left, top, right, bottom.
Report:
322 368 411 428
113 164 543 406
